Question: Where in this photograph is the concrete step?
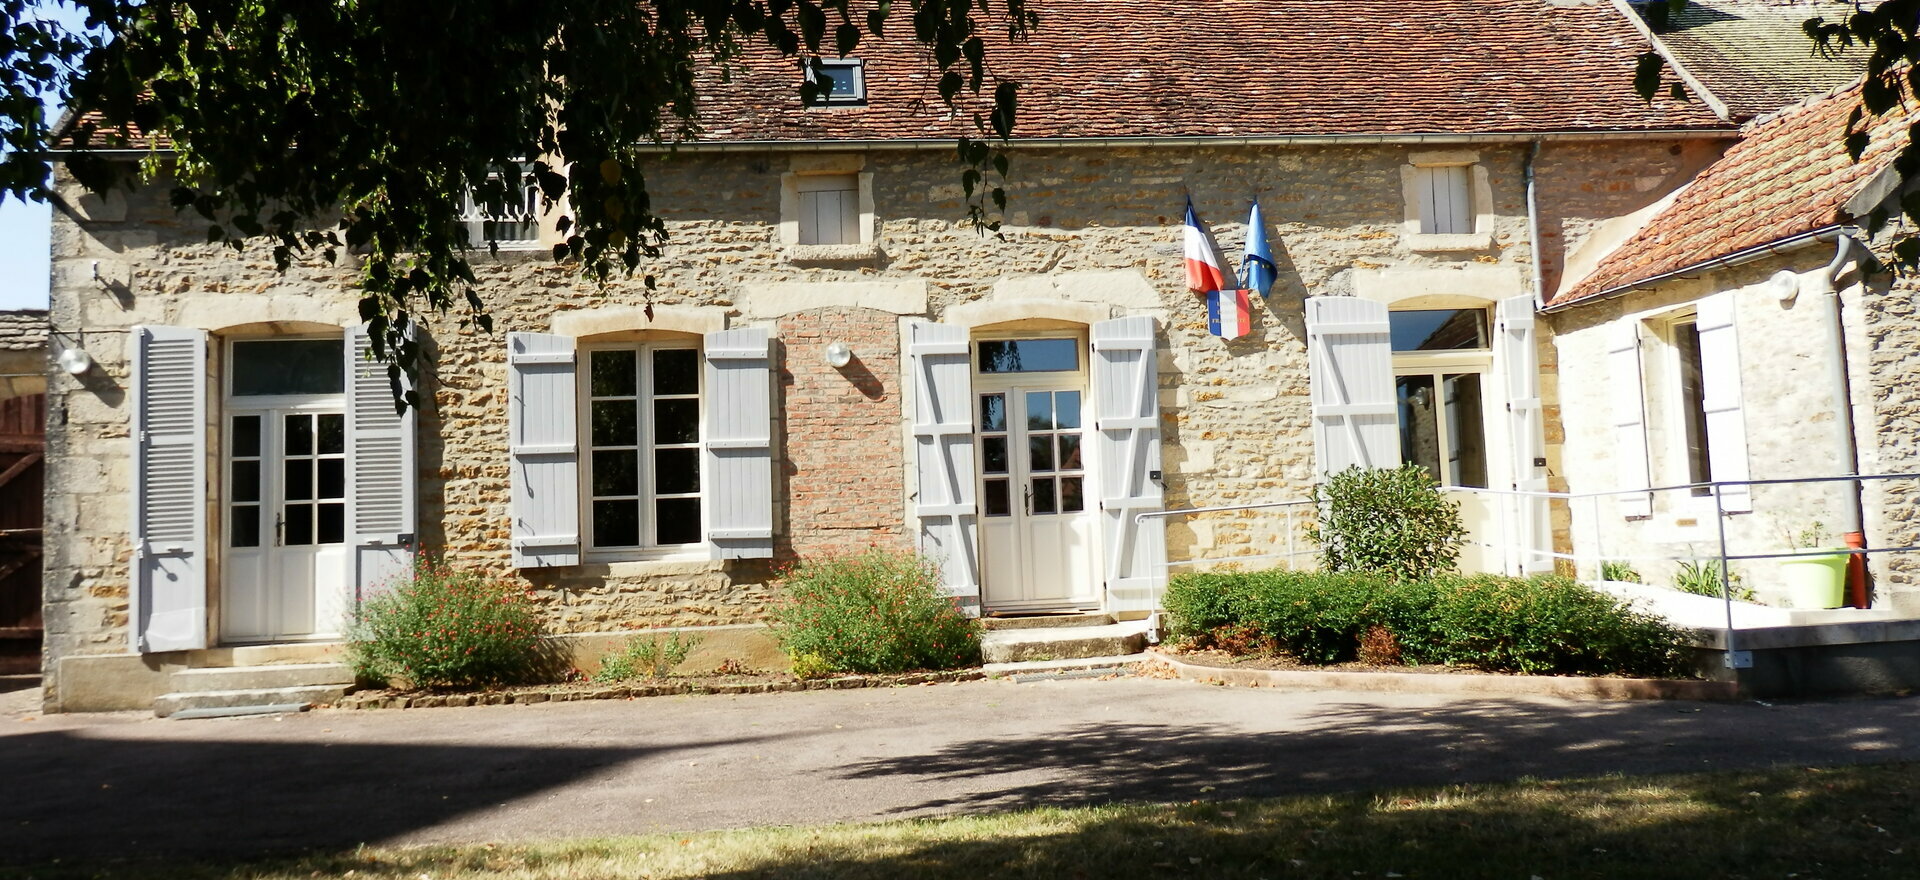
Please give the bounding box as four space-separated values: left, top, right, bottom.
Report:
168 662 355 693
980 621 1150 664
984 653 1149 678
980 613 1114 632
154 684 350 718
186 642 345 668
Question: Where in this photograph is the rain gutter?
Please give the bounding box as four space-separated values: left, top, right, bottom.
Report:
1539 225 1849 314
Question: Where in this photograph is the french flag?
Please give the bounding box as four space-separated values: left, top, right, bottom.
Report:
1207 289 1253 339
1184 199 1232 295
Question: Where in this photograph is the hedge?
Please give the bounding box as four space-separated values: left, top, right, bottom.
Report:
1164 569 1690 678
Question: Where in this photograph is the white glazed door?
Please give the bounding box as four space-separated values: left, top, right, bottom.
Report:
222 408 351 642
977 383 1099 611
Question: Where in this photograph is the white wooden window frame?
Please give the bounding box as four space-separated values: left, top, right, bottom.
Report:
804 58 868 105
461 161 545 251
1399 151 1494 252
576 340 710 561
779 166 877 260
1653 305 1751 515
796 173 861 246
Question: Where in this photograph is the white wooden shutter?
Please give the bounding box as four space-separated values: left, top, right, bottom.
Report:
508 332 580 567
1092 316 1167 613
1497 296 1552 574
131 325 208 653
1306 296 1400 478
908 321 980 609
704 328 774 559
1608 319 1654 519
346 324 418 597
1695 294 1752 513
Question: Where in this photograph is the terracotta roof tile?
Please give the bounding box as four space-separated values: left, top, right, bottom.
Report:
1552 78 1911 306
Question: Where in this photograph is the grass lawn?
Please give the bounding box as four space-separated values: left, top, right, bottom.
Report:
10 763 1916 879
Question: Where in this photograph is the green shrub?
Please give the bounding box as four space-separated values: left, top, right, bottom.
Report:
769 548 982 675
1308 464 1467 582
1163 569 1688 677
594 630 703 682
348 558 547 688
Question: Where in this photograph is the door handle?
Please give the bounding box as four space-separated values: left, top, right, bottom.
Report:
1023 483 1032 515
274 513 285 547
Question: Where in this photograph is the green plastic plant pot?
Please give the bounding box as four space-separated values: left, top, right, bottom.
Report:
1781 550 1849 610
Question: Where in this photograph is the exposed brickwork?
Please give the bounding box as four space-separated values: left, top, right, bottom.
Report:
776 308 910 560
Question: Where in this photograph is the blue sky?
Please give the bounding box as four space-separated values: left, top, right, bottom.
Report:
1 2 94 311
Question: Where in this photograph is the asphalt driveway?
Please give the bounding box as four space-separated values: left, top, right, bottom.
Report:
6 676 1920 865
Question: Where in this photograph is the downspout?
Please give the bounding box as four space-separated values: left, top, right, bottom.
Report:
1811 234 1870 606
1526 141 1547 307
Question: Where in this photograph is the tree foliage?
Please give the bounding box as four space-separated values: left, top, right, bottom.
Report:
1 1 1032 401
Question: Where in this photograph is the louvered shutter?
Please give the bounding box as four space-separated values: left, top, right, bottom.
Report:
1092 316 1167 613
704 328 774 559
1695 294 1752 513
1608 320 1654 519
1305 296 1399 477
131 325 208 653
508 332 580 567
346 325 418 597
908 321 980 609
1497 296 1552 574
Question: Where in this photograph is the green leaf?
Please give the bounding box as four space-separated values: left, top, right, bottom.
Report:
1632 52 1665 102
835 24 860 56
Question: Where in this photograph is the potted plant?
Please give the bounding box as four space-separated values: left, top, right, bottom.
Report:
1778 521 1849 610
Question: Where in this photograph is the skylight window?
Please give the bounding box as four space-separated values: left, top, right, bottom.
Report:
804 58 866 106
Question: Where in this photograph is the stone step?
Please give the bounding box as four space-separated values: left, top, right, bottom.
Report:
187 642 345 668
984 653 1149 678
155 684 350 718
980 621 1150 664
980 613 1114 632
168 662 355 693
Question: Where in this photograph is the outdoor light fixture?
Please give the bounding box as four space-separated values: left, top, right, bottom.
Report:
824 341 853 368
57 347 94 376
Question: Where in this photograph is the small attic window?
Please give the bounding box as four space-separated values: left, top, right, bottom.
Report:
804 58 866 106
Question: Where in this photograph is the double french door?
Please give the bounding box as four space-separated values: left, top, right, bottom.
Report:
220 408 350 642
977 383 1099 611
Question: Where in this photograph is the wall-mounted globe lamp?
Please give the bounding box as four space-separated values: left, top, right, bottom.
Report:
824 341 854 368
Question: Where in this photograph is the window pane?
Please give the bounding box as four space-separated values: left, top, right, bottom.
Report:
593 499 641 547
590 350 638 398
284 459 312 501
982 436 1008 474
592 450 639 497
1061 476 1085 513
983 479 1011 517
284 503 313 546
1055 392 1081 430
232 416 261 457
978 339 1080 373
317 503 345 545
1058 434 1083 471
979 394 1006 432
654 399 700 445
1025 391 1052 430
813 62 863 100
231 505 260 548
592 399 639 447
317 458 345 500
284 415 312 455
231 340 345 396
655 448 701 495
231 460 260 504
1443 373 1488 489
1029 435 1055 472
654 349 700 396
1031 477 1057 515
1397 374 1442 484
1676 322 1714 492
1389 310 1488 352
316 414 344 455
655 498 702 545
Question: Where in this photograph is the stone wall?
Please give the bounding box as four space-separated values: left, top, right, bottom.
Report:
41 137 1717 708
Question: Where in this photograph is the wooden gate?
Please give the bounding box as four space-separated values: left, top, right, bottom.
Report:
0 393 43 674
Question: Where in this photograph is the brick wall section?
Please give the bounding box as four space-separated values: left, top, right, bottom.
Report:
775 308 909 560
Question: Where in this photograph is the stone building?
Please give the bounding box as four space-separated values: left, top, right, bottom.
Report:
40 1 1736 711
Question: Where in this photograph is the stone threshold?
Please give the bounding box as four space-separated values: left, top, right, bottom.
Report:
328 669 987 710
1145 649 1739 702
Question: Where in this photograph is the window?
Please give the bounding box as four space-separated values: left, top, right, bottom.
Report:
1414 166 1473 235
977 338 1081 374
797 174 860 245
1672 318 1714 494
462 163 542 248
804 58 866 105
230 339 345 396
1396 372 1488 488
584 345 703 550
1389 309 1489 352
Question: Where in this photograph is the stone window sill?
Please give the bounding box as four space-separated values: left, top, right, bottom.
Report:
1405 232 1493 253
786 242 881 264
